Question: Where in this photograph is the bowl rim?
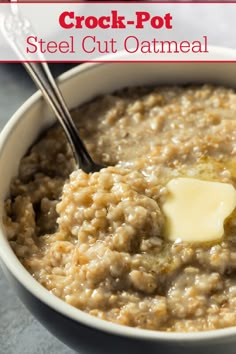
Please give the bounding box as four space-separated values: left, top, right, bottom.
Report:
1 48 236 343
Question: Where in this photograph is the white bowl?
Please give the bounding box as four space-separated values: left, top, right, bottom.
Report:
1 49 236 354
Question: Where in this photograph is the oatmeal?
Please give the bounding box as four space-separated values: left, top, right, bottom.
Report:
4 85 236 332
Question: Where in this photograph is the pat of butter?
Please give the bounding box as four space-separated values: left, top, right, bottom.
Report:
162 178 236 242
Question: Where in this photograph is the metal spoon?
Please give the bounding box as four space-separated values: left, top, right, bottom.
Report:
23 62 104 173
3 3 104 173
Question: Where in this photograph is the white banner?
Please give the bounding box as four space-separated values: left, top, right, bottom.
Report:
0 3 236 61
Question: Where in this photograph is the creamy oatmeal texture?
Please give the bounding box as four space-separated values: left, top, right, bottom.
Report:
4 85 236 332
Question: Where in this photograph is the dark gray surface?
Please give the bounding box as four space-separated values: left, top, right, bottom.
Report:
0 63 75 354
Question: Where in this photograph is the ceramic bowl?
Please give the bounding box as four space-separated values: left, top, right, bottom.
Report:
1 49 236 354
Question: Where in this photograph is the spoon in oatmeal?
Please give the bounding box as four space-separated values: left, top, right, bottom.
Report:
3 2 104 173
22 62 104 173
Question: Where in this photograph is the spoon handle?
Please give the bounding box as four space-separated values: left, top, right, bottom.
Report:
23 62 98 172
3 5 103 173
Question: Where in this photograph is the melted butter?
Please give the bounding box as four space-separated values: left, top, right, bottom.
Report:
162 178 236 243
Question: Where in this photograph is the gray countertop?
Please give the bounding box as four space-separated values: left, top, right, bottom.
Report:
1 4 236 353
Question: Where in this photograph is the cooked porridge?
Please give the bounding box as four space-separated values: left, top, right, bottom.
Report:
4 85 236 332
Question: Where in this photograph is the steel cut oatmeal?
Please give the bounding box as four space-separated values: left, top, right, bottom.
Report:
4 85 236 332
